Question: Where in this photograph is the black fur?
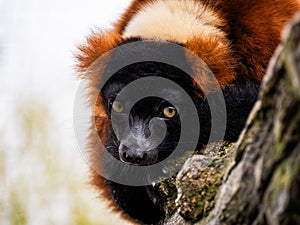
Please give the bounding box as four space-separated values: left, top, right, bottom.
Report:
100 61 259 224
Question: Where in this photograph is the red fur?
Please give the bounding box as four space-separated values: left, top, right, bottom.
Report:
76 0 300 223
186 35 237 94
206 0 300 82
76 30 122 72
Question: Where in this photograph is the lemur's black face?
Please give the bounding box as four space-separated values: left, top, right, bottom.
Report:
101 62 196 166
101 61 260 167
105 96 181 165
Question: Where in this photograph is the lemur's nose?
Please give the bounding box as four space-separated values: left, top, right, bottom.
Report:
119 145 157 165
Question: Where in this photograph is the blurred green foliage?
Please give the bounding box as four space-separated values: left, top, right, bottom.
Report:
0 98 127 225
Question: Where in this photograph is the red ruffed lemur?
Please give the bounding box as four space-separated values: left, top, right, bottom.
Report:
76 0 300 224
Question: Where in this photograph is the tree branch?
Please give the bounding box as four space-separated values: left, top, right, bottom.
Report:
163 12 300 225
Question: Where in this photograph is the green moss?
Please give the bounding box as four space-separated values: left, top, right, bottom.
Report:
177 165 224 221
158 142 235 222
265 157 293 205
196 141 233 157
159 176 178 216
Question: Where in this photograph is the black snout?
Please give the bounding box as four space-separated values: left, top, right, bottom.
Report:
122 150 148 165
119 145 157 165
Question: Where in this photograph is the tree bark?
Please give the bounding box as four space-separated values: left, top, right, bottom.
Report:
163 12 300 225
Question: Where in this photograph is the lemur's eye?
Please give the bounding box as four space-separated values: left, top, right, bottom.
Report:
112 101 124 113
162 106 176 118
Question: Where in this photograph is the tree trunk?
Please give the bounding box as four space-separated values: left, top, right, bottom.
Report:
163 12 300 225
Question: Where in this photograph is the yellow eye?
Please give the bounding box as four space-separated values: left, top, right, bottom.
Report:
112 101 124 113
163 106 176 118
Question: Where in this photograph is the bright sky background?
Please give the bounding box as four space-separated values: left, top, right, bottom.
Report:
0 0 132 224
0 0 131 148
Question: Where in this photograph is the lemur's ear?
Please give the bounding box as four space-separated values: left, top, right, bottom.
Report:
76 30 122 74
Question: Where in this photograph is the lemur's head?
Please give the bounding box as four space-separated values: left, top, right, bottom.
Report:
101 61 206 166
77 33 258 171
